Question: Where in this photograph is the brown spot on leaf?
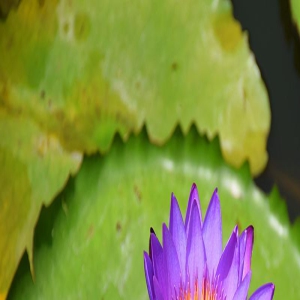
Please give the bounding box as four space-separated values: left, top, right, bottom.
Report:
48 99 52 110
171 62 178 71
40 90 45 100
87 225 94 239
74 12 91 41
134 184 142 202
135 81 141 90
116 221 122 233
38 0 45 7
0 0 20 19
63 22 70 35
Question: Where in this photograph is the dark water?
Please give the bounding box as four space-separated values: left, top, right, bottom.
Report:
231 0 300 222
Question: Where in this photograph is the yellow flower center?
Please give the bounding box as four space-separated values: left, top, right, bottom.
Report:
177 277 218 300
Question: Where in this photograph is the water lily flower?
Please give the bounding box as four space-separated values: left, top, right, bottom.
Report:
144 183 275 300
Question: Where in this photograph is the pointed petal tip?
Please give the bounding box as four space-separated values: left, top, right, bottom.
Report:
189 184 199 204
233 224 239 236
186 183 202 229
245 225 254 239
169 195 185 238
162 222 168 233
144 251 152 272
150 231 163 254
216 226 238 280
247 225 254 243
150 227 156 235
241 225 254 280
268 283 275 297
202 188 222 277
250 283 275 300
170 193 179 212
206 189 221 222
210 187 220 203
211 187 219 204
149 228 157 259
248 225 254 231
169 195 187 282
171 192 175 201
190 183 199 197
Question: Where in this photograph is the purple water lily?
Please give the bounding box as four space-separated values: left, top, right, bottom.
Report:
144 183 275 300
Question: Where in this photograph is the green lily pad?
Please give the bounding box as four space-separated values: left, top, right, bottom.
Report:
291 0 300 31
8 128 300 299
0 0 269 175
0 0 272 295
0 112 82 298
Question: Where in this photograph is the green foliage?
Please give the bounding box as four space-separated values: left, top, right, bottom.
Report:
291 0 300 31
0 112 82 297
0 0 269 174
0 0 273 296
8 129 300 299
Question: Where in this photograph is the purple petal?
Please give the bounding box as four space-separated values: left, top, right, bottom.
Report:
153 276 164 300
144 252 154 300
216 226 238 281
232 271 252 300
185 183 202 233
149 227 156 259
221 232 239 300
169 193 187 282
238 228 247 284
186 200 205 296
202 189 222 279
163 223 181 298
249 283 275 300
150 233 168 299
242 226 254 280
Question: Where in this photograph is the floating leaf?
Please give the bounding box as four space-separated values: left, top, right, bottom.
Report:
8 128 300 299
0 112 82 297
0 0 271 294
0 0 269 175
291 0 300 32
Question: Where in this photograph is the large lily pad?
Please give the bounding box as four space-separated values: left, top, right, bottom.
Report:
8 128 300 299
0 0 271 296
0 0 269 175
0 112 82 298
